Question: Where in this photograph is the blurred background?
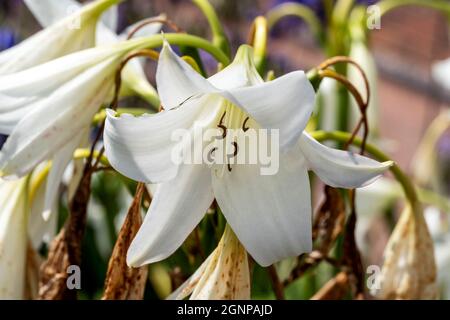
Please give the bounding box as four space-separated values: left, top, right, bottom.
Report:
0 0 449 299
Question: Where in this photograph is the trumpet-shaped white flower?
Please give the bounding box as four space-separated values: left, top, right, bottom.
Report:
0 37 155 224
0 177 28 299
104 43 393 267
169 226 250 300
23 0 162 106
0 0 120 75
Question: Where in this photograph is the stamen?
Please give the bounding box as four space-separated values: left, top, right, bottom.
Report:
227 163 233 172
218 111 227 139
208 147 218 163
242 117 250 132
231 141 239 157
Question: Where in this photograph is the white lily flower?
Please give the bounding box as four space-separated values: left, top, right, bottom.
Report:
0 35 154 214
432 57 450 92
0 177 29 299
24 0 162 106
0 0 121 75
412 110 450 188
104 43 393 267
168 225 250 300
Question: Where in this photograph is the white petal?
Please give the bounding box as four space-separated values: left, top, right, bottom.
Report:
0 57 117 178
156 43 315 149
101 4 118 32
212 147 312 267
156 42 215 109
28 170 58 249
43 130 85 220
0 0 119 74
24 0 79 27
167 254 213 300
207 45 264 90
0 97 37 134
190 226 250 300
24 0 160 107
104 95 221 183
299 132 393 188
225 71 315 150
0 46 116 97
126 164 214 267
0 178 28 299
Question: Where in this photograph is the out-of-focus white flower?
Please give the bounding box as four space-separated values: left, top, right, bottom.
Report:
355 177 402 253
105 42 392 268
432 58 450 92
0 177 29 299
24 0 162 107
412 110 450 189
169 226 250 300
0 0 121 75
0 37 157 220
0 0 122 221
348 39 379 138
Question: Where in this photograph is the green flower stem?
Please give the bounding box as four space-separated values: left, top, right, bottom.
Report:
266 3 324 45
132 33 230 66
192 0 231 57
417 188 450 214
310 130 421 217
250 16 269 75
378 0 450 17
333 0 356 22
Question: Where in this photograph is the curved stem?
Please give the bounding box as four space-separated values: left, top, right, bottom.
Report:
129 33 230 66
310 130 421 216
266 3 323 45
127 16 184 40
192 0 231 57
248 16 268 75
378 0 450 17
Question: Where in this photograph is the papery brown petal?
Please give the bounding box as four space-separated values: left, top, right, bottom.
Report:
102 183 148 300
378 205 438 299
38 167 92 300
311 272 350 300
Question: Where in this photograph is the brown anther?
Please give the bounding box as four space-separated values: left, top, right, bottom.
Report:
208 147 218 163
227 163 233 172
218 111 227 139
242 117 250 132
231 141 239 157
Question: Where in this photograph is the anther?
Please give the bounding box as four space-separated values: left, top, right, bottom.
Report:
207 147 218 164
218 111 227 139
231 141 239 157
242 117 250 132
